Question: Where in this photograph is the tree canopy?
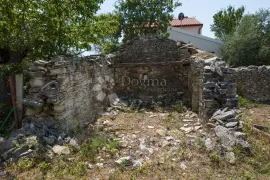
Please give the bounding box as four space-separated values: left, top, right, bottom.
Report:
222 9 270 67
211 5 245 40
115 0 181 42
0 0 120 63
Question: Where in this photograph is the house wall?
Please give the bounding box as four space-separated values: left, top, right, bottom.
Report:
173 26 202 34
168 27 223 56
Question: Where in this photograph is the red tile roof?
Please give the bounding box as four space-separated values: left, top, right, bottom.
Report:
171 17 203 27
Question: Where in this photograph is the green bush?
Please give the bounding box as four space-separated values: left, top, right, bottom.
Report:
222 9 270 67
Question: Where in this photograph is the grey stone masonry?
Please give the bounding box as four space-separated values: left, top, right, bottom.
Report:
23 56 113 128
199 57 238 122
232 66 270 103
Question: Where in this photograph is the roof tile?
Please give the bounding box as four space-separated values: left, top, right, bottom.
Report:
171 18 203 26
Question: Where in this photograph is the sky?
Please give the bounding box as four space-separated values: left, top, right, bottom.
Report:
98 0 270 38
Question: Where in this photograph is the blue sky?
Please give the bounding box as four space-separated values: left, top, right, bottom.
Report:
99 0 270 38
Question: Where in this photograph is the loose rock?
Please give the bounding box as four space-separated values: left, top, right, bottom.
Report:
156 129 166 136
115 156 133 166
52 145 70 155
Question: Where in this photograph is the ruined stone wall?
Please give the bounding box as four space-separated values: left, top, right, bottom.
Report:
112 63 190 106
110 36 199 107
188 60 204 112
198 58 238 121
233 66 270 103
23 56 112 128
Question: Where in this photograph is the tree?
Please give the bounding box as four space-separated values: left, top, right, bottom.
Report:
115 0 181 42
211 5 245 40
93 13 122 54
0 0 120 63
222 9 270 67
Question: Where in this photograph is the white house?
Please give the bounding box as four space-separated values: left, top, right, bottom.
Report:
168 26 223 56
170 17 203 35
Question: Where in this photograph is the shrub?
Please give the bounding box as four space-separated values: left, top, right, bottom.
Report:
222 9 270 67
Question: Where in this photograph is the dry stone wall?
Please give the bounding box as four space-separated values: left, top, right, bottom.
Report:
110 36 199 107
196 57 238 122
233 66 270 103
23 56 113 129
21 36 242 127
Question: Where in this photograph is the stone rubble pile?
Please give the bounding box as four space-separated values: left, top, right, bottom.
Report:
201 108 250 164
0 117 80 164
200 57 238 121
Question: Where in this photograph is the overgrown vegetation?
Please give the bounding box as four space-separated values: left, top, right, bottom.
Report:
238 113 270 176
221 9 270 67
79 136 119 163
6 134 120 178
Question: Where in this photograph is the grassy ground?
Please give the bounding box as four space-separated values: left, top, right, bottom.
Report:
3 103 270 180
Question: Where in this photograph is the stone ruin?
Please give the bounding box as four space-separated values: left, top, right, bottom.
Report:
1 35 269 163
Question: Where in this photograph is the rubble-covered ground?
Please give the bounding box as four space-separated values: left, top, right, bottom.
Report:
2 105 270 180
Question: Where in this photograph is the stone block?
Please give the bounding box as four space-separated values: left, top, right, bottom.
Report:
29 78 46 87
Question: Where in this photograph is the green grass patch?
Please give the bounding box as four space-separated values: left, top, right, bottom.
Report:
239 96 261 108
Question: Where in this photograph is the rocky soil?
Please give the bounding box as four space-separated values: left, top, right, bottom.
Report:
1 106 270 179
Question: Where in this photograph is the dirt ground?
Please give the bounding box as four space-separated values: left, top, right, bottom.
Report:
242 106 270 127
3 105 270 180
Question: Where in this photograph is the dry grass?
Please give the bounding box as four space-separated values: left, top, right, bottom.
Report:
3 107 270 180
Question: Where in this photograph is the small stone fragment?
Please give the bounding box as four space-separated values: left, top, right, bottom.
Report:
183 119 193 122
87 164 93 169
165 136 174 141
225 122 238 128
156 129 166 136
133 160 143 167
119 140 128 148
180 127 193 133
205 138 214 151
226 152 236 164
115 156 132 166
195 126 202 130
52 145 70 155
69 138 80 150
180 162 187 170
162 140 171 147
96 163 104 167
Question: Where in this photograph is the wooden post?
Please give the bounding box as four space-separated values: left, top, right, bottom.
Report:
15 74 23 128
8 76 19 129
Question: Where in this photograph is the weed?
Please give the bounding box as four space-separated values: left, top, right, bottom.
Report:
172 102 187 113
80 135 119 162
242 171 254 180
38 161 52 175
195 136 205 149
67 119 79 135
239 96 261 108
71 162 87 176
209 151 220 165
17 158 35 172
